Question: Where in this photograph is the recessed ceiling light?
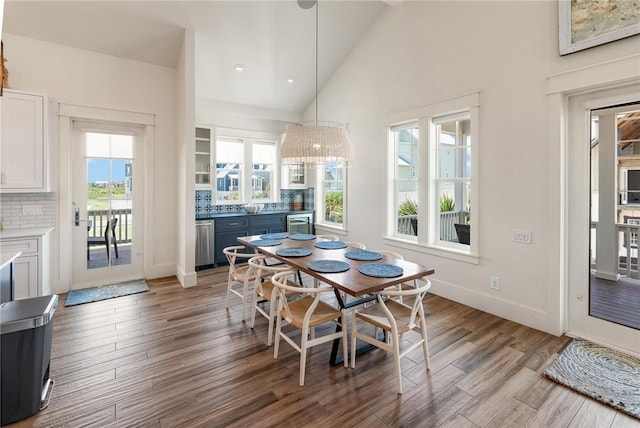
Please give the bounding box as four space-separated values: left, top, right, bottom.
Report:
233 64 244 72
287 77 295 84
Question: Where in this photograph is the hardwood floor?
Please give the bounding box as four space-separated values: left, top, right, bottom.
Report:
8 268 640 428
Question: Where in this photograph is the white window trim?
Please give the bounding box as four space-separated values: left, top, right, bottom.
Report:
384 92 480 263
213 127 280 204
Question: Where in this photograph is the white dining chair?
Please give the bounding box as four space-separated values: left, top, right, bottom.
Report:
346 241 366 249
350 278 432 394
223 245 261 321
316 234 339 241
248 255 302 346
271 271 348 386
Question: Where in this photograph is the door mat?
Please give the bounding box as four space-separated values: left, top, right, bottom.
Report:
64 279 149 307
544 338 640 419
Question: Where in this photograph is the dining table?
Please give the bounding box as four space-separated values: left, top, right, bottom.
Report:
237 233 435 365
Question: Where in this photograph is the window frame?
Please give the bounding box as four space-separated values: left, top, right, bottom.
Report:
213 127 280 205
384 93 480 263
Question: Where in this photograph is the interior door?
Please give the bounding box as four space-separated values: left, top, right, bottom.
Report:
71 120 144 289
567 85 640 356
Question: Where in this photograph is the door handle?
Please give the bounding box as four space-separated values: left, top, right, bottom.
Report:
75 207 81 226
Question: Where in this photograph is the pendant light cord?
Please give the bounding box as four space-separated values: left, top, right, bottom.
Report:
315 0 319 126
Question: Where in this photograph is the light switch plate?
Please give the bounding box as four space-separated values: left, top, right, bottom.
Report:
512 229 531 244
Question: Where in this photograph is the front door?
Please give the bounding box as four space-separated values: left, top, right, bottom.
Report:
71 120 144 289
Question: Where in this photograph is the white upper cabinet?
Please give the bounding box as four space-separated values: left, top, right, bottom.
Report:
195 126 213 188
0 89 51 193
281 163 307 189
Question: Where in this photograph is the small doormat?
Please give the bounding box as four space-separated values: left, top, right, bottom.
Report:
64 279 149 307
544 338 640 419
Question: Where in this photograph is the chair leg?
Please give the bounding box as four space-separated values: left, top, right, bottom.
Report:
273 310 282 359
420 315 431 371
340 313 348 367
391 333 403 394
249 290 258 329
113 240 119 259
241 278 250 322
267 296 277 347
350 315 357 368
299 332 308 386
225 275 233 309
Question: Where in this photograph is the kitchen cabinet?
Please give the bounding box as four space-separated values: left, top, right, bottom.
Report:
0 230 52 299
195 126 213 188
212 213 286 266
0 90 51 193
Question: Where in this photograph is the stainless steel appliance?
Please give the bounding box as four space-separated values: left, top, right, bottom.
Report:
287 212 313 234
196 219 215 269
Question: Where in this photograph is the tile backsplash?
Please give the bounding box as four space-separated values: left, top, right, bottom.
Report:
196 188 315 214
0 193 56 229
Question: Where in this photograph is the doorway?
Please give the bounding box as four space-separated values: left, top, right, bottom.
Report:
71 120 145 289
567 83 640 354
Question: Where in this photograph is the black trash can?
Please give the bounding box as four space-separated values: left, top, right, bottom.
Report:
1 294 58 426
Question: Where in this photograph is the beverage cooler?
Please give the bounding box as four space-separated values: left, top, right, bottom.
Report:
287 212 314 234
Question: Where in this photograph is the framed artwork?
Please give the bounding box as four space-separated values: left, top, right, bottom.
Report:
559 0 640 55
1 41 4 95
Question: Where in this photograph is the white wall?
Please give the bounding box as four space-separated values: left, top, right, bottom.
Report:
313 1 640 335
2 33 179 293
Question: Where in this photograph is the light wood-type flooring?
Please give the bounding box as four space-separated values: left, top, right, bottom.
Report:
8 268 640 427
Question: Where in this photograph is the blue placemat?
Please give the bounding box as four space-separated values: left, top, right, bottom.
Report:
289 234 317 241
314 241 348 250
250 239 282 247
260 232 289 240
276 247 312 257
345 250 383 261
308 260 351 273
358 263 404 278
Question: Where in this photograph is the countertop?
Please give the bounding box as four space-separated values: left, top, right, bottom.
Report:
196 209 313 220
0 227 55 239
0 251 22 269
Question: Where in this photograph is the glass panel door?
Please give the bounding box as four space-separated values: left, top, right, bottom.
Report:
72 120 144 288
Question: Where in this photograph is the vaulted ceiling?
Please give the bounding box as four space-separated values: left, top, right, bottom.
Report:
2 1 388 114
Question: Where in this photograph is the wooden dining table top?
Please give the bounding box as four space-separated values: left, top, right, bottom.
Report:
237 234 435 297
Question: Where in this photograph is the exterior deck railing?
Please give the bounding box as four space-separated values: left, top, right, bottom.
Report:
590 221 640 279
87 209 132 243
397 210 470 241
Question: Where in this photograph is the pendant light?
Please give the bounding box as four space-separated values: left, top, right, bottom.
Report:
281 0 354 165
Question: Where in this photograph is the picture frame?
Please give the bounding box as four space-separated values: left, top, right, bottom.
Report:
1 41 4 96
559 0 640 55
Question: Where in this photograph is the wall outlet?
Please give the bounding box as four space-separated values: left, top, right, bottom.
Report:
490 276 500 290
23 205 43 215
512 229 532 244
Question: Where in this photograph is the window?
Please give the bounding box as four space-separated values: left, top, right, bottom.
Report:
319 161 346 226
252 141 275 201
391 124 419 237
435 113 471 245
385 93 478 257
214 128 278 204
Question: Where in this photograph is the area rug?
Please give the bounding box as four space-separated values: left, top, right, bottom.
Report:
544 338 640 419
64 279 149 307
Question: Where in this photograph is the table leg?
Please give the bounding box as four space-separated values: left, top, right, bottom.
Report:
329 289 379 367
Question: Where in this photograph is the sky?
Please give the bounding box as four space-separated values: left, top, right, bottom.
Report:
87 159 128 183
